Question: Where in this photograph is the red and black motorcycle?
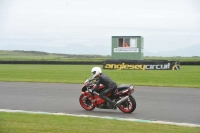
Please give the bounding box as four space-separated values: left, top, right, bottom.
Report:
79 77 136 113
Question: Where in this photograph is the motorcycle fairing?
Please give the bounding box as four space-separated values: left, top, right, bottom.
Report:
82 86 87 92
115 84 135 96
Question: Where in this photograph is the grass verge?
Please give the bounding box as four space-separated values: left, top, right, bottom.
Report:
0 65 199 88
0 112 200 133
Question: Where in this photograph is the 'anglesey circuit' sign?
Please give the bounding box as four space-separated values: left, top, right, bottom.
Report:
103 60 180 70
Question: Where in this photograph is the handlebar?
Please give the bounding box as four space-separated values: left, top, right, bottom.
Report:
88 89 99 96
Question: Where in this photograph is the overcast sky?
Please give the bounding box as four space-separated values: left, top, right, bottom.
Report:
0 0 200 55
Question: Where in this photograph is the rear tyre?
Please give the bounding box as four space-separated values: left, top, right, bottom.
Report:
79 94 95 111
118 95 136 113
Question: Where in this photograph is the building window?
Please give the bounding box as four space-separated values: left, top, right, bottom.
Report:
118 38 137 47
118 38 123 47
124 38 130 47
130 38 137 47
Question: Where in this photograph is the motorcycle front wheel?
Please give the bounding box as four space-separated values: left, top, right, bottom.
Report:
79 94 95 111
118 95 136 113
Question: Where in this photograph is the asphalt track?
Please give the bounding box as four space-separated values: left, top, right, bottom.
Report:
0 82 200 125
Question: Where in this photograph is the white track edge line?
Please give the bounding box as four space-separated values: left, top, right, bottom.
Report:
0 109 200 127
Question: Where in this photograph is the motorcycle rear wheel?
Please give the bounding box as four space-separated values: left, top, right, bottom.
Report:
79 94 95 111
118 95 136 113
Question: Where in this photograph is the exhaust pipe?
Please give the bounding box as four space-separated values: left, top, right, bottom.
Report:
116 96 129 105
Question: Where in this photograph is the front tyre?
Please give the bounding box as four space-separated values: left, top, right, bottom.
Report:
118 95 136 113
79 94 95 111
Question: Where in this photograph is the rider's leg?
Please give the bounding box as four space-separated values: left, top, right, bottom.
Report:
99 88 116 108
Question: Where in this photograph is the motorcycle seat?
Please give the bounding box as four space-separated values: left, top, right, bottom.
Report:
117 84 130 91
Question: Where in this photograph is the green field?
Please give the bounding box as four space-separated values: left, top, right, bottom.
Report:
0 50 200 61
0 112 199 133
0 65 199 88
0 50 109 61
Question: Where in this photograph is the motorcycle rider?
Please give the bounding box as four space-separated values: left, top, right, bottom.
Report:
91 67 117 109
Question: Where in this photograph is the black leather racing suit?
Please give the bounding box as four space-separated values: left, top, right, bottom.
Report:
93 73 117 106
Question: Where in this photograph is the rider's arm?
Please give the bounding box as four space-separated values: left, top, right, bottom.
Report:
93 77 100 92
